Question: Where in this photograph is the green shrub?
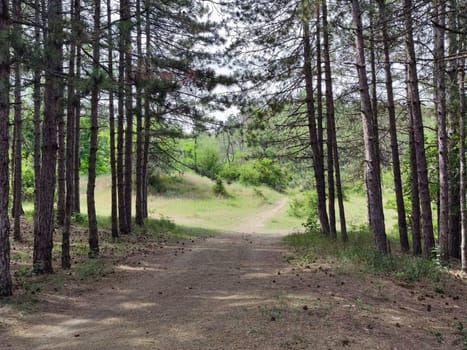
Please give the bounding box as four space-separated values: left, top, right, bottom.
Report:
195 141 223 180
148 172 183 194
213 178 228 197
221 158 289 191
219 163 241 183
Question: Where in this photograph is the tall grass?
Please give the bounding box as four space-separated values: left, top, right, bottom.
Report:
285 228 442 283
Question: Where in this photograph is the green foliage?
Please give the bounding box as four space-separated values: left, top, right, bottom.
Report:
148 172 184 195
79 117 111 175
196 141 222 179
220 158 289 191
213 178 228 197
288 191 316 218
288 191 320 234
22 160 35 201
219 162 241 183
285 229 443 283
75 259 114 281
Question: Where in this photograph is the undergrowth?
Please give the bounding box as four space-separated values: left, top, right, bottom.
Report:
285 229 442 283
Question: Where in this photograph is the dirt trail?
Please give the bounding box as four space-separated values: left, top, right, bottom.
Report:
1 199 466 349
235 197 289 234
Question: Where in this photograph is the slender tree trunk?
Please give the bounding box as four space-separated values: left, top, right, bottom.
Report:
56 95 66 226
62 4 77 268
108 0 118 238
377 0 409 252
87 0 100 257
322 0 336 238
333 138 347 241
123 0 133 231
351 0 387 254
0 0 12 296
34 0 63 274
434 0 449 262
118 0 128 235
447 0 461 259
12 38 22 241
404 0 435 258
316 5 324 173
458 1 466 271
141 0 151 220
303 20 330 235
33 0 42 238
369 13 381 177
73 1 81 214
135 0 144 226
409 99 422 255
459 52 466 271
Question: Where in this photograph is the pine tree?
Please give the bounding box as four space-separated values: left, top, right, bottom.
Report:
0 0 12 296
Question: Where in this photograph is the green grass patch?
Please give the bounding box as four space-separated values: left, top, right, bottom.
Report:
75 259 114 281
285 229 442 283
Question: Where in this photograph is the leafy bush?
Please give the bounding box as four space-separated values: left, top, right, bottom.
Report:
196 145 222 179
288 190 317 218
221 158 289 191
148 172 183 194
213 178 228 197
219 163 241 183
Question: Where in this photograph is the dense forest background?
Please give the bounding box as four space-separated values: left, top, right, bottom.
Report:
0 0 466 296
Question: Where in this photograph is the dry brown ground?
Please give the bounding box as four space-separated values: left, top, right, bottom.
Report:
0 218 466 349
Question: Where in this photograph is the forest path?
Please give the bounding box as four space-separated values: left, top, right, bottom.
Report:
234 196 289 234
1 198 466 349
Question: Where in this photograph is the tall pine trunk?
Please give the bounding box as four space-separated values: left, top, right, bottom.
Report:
123 0 133 231
62 2 77 269
322 0 336 238
34 0 63 274
117 0 129 235
377 0 409 252
351 0 387 254
73 7 81 214
135 0 144 226
303 19 329 235
447 0 461 259
434 0 449 262
404 0 435 258
0 0 12 296
33 0 41 238
12 36 22 241
87 0 100 257
460 52 466 271
108 0 118 238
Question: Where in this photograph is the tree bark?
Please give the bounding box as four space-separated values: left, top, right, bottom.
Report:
0 0 12 296
434 0 449 262
408 98 422 255
73 2 81 214
403 0 435 258
351 0 387 254
108 0 118 238
12 30 22 241
377 0 409 252
34 0 63 274
135 0 144 226
460 51 466 271
87 0 100 257
118 0 129 235
123 0 133 231
33 0 42 240
322 0 336 238
303 19 330 235
447 0 461 259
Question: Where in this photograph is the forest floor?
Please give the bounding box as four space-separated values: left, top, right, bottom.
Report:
1 197 467 349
